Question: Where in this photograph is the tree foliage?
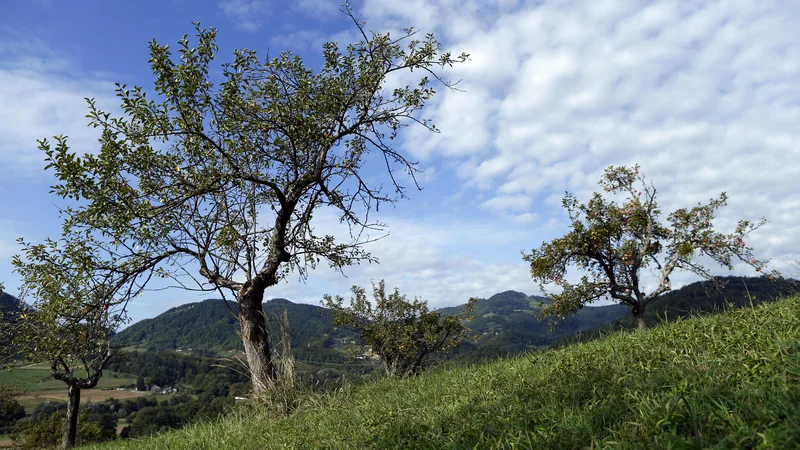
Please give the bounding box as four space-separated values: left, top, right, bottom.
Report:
11 409 107 450
5 239 123 371
524 164 776 330
38 8 467 391
324 280 476 377
2 238 126 449
0 383 26 434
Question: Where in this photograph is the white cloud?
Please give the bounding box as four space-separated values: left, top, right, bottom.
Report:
253 208 537 309
512 212 538 225
296 0 340 19
0 239 13 260
360 0 800 278
218 0 270 32
480 194 532 212
0 220 19 289
0 40 118 172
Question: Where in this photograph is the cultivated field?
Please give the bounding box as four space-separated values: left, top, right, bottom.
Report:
0 363 144 413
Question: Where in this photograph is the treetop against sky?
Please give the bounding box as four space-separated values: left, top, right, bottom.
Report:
0 0 797 325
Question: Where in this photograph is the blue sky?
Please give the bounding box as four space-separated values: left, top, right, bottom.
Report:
1 0 798 325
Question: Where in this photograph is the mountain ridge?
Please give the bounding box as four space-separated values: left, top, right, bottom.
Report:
114 288 628 360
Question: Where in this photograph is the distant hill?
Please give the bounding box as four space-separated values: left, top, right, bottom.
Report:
555 275 800 347
0 290 24 358
641 275 798 320
441 290 628 360
114 276 797 364
114 298 349 360
0 290 23 316
116 290 629 363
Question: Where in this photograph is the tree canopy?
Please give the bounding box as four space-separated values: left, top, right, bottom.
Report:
38 9 467 392
3 238 125 449
524 165 776 330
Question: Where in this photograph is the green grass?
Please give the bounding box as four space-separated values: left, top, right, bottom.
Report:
84 296 800 449
0 365 65 391
0 366 137 391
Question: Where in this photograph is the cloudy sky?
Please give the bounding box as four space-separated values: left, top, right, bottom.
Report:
1 0 798 325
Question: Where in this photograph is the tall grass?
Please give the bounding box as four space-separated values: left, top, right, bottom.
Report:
84 296 800 449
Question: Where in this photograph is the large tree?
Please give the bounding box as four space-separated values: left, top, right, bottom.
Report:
2 238 126 449
524 165 775 331
38 9 468 392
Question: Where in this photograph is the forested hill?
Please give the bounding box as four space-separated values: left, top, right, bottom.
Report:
0 290 23 315
0 290 25 355
441 290 628 359
114 298 345 358
116 290 630 360
114 276 797 361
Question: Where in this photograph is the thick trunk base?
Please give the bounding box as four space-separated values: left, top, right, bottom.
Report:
239 291 277 393
62 384 80 449
634 307 647 331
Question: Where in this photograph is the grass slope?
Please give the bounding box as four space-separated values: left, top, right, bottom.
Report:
85 296 800 449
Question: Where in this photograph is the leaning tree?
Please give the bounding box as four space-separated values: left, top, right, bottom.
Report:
2 237 128 449
524 165 776 331
38 8 468 391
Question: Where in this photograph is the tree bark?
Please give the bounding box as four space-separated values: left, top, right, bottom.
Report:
238 287 277 393
62 384 80 449
633 302 647 331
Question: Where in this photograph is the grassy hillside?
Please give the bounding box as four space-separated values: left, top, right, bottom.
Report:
83 295 800 449
555 275 800 348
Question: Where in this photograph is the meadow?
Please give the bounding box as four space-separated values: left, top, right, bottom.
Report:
78 295 800 449
0 364 144 413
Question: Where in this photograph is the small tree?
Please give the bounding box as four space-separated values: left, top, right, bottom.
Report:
135 376 146 392
39 8 468 392
323 280 476 377
524 165 775 331
0 384 26 434
2 238 126 449
12 409 105 450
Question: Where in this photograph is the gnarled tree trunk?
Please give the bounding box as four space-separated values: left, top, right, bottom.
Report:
62 384 80 449
238 286 277 393
633 302 647 331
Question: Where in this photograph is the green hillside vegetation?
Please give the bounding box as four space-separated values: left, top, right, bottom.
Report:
444 291 628 359
81 295 800 449
115 291 629 362
112 277 795 366
556 275 799 347
0 291 23 356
